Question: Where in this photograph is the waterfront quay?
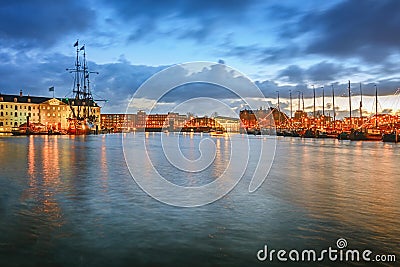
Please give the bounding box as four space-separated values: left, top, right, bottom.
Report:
1 91 399 142
101 108 400 142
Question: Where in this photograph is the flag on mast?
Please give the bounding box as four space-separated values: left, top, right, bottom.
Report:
74 40 78 47
49 86 55 98
80 45 85 51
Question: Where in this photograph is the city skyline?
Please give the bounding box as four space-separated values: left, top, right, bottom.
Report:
0 1 400 115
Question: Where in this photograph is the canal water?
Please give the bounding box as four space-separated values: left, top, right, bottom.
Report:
0 133 398 266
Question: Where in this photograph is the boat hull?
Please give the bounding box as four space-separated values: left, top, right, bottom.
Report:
349 130 382 141
382 133 400 143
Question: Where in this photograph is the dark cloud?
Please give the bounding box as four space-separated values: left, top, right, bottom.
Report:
223 43 301 65
294 0 400 62
0 50 163 112
223 0 400 73
307 61 351 82
93 63 165 112
277 61 360 85
277 65 304 83
100 0 257 42
0 52 71 95
102 0 255 20
0 0 96 49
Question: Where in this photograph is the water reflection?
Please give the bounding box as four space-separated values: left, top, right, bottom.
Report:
11 136 65 264
267 138 400 252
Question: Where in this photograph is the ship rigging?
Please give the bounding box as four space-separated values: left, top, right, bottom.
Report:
66 40 100 134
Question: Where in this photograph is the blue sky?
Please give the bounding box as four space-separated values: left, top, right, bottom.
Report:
0 0 400 117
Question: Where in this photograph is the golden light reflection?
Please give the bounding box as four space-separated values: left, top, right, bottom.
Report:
27 135 35 179
100 136 109 192
25 136 64 230
276 139 400 239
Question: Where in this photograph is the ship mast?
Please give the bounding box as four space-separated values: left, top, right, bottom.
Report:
375 85 378 128
348 80 352 128
322 86 325 127
313 85 316 119
322 86 325 116
289 90 292 119
297 91 301 111
332 85 335 129
359 83 363 126
67 40 98 122
276 91 280 128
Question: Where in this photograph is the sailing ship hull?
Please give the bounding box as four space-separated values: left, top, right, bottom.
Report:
349 130 382 141
382 133 400 143
246 128 261 135
67 119 94 135
301 129 316 138
316 131 328 138
337 132 350 140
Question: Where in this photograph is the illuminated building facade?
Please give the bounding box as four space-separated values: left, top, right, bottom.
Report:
0 92 101 133
101 112 188 132
214 116 241 132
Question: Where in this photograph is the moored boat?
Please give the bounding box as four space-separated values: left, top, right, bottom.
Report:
301 128 316 138
210 129 228 137
65 40 101 135
382 130 400 143
11 122 59 136
349 128 383 141
337 131 350 140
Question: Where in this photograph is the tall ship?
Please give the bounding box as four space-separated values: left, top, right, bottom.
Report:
349 85 382 141
66 40 101 134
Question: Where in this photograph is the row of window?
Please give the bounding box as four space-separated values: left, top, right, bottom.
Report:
0 112 39 117
0 104 37 110
41 106 66 111
0 122 19 126
0 104 99 112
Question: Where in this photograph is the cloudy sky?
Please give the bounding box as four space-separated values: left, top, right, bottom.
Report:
0 0 400 117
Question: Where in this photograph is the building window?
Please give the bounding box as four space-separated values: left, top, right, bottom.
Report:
14 122 17 126
0 105 3 109
14 98 17 102
28 113 31 117
14 112 17 117
0 112 2 116
0 122 2 126
15 105 18 110
28 106 31 111
28 98 31 103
